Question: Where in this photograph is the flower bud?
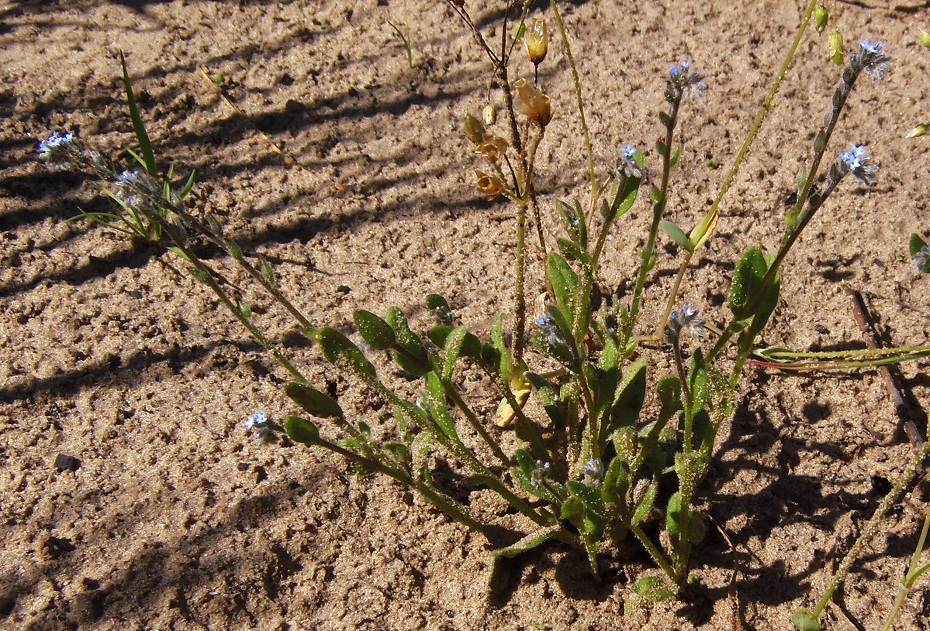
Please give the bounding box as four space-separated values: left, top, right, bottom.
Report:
907 123 927 138
920 29 930 50
813 5 828 33
524 18 548 66
514 78 552 128
828 29 844 65
483 103 497 126
475 170 503 199
464 114 486 145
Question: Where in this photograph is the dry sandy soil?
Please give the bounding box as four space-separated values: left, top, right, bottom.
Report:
3 0 930 629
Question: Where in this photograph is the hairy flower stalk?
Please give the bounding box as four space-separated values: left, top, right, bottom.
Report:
624 61 706 344
746 42 889 335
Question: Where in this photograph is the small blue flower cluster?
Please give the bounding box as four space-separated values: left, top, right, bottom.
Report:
666 60 707 101
856 40 891 81
530 460 551 487
619 144 642 179
838 144 878 185
579 458 604 486
665 306 705 343
244 411 274 442
535 312 564 346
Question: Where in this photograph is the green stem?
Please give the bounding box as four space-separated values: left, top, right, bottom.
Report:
810 437 930 621
151 209 306 381
445 385 512 467
882 505 930 631
630 522 680 585
657 0 818 336
311 433 494 538
624 98 679 346
549 0 597 214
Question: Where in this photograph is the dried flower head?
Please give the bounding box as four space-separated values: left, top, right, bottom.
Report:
911 244 930 273
579 458 604 486
475 170 504 200
514 78 552 128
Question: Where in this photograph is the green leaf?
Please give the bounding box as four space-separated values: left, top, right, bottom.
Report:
605 358 647 439
548 252 578 321
631 575 675 602
385 306 430 376
655 140 668 157
119 51 157 178
490 314 511 378
560 495 585 520
631 479 657 526
354 309 397 351
284 381 344 419
492 524 563 560
602 457 630 509
659 220 692 252
284 415 319 445
668 146 681 168
729 247 779 323
317 327 377 379
424 372 459 442
427 325 482 360
556 199 587 247
441 326 468 382
556 237 590 264
384 442 411 469
909 233 928 257
566 481 607 518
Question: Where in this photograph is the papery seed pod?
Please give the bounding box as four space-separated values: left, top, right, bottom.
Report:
483 103 496 126
828 29 845 65
475 170 503 199
514 78 552 128
464 114 486 145
475 134 508 161
524 18 548 66
813 5 828 33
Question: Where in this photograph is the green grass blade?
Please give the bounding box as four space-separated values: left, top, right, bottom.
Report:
120 50 157 177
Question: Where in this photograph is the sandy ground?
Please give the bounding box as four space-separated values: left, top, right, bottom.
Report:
2 0 930 628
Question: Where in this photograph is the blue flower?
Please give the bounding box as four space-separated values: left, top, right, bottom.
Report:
579 458 604 485
38 131 74 161
665 306 705 343
619 144 642 178
244 411 268 430
535 312 565 346
856 40 890 80
839 145 878 185
667 60 706 100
